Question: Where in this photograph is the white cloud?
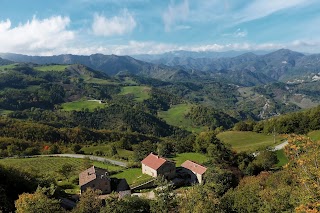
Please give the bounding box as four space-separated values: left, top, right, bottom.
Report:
238 0 312 23
175 25 191 30
234 28 247 38
163 0 189 32
92 9 136 36
0 16 74 55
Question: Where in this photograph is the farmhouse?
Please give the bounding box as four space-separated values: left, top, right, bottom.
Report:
79 166 111 194
141 153 176 179
181 160 207 184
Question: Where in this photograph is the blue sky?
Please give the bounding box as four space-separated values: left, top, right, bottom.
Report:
1 0 320 55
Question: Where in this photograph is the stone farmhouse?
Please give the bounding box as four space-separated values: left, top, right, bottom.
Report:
141 153 176 180
181 160 207 184
79 166 111 194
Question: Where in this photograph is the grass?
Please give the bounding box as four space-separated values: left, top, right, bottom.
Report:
217 131 284 152
84 77 115 85
275 149 289 167
61 100 106 111
120 86 150 102
158 104 206 133
0 109 13 116
0 64 17 71
172 152 209 166
112 168 153 187
34 65 68 72
308 130 320 141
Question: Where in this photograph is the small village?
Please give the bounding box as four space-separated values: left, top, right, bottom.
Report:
79 152 207 199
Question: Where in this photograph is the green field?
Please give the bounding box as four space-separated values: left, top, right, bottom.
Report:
308 130 320 141
217 131 283 152
0 109 13 116
275 149 289 167
172 152 209 166
61 100 106 111
84 77 115 84
112 168 153 187
158 104 206 133
34 65 68 72
0 64 17 71
120 86 150 101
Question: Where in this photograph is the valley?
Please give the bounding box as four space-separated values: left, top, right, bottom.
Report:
0 49 319 212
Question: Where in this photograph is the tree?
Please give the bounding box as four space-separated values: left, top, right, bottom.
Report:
151 177 177 213
102 193 150 213
285 135 320 211
82 157 92 170
205 167 238 196
109 145 118 156
133 140 156 162
72 188 102 213
253 149 278 171
15 189 63 213
178 185 221 213
49 144 60 154
57 163 74 181
72 144 82 154
157 141 174 157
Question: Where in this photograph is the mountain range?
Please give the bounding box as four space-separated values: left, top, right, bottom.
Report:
1 49 320 86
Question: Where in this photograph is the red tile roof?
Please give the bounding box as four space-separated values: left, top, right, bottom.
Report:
79 166 109 186
181 160 207 175
141 153 169 170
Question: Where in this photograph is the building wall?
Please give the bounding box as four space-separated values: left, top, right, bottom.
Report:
142 163 157 177
158 162 176 180
183 169 203 184
80 178 111 194
196 173 203 184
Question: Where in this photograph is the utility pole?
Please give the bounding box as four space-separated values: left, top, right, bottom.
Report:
273 126 276 144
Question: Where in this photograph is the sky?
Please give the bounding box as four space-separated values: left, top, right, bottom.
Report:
1 0 320 55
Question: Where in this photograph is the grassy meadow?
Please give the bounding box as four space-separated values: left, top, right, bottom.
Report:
217 131 284 152
61 100 106 111
275 149 289 167
112 168 153 187
120 86 150 101
308 130 320 141
171 152 209 166
0 64 18 72
158 104 206 133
